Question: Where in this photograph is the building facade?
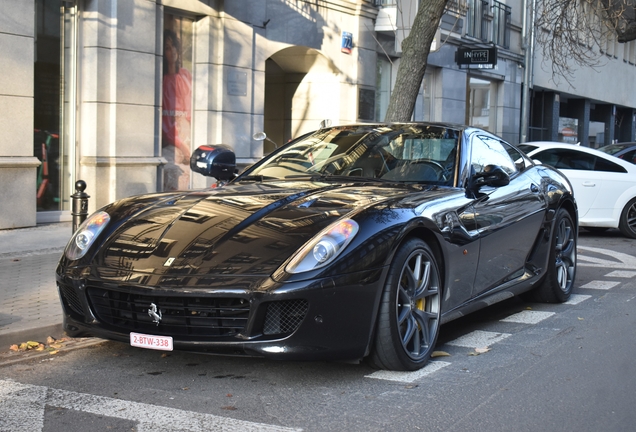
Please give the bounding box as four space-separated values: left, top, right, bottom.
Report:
1 0 377 229
373 0 636 148
2 0 636 230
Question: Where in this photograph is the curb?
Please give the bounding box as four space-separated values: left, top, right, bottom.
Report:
0 338 107 367
0 323 65 351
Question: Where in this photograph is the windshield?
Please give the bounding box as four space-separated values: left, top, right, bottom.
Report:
598 144 633 155
517 144 538 154
244 125 459 186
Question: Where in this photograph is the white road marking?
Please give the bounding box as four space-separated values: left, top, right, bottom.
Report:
579 280 620 290
365 361 451 383
578 246 636 269
445 330 511 348
604 270 636 278
0 379 301 432
500 310 555 324
0 380 46 432
564 294 592 305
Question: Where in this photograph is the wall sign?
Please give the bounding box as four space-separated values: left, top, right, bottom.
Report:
455 46 498 69
341 31 353 54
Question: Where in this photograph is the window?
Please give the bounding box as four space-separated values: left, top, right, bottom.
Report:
533 149 627 173
471 135 519 176
467 0 489 41
491 1 510 48
413 70 434 121
34 0 76 217
467 77 497 132
375 57 391 121
162 13 194 191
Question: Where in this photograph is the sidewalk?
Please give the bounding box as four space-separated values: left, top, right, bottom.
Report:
0 222 72 349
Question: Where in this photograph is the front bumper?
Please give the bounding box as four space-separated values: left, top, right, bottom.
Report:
56 266 387 361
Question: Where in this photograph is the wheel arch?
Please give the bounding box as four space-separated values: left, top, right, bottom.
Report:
558 197 578 229
389 223 447 296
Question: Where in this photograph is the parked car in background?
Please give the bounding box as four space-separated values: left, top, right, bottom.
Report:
519 141 636 238
57 124 578 371
597 142 636 165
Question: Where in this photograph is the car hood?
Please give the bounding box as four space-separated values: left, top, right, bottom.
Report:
91 180 449 280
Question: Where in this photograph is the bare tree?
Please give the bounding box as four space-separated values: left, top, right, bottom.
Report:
384 0 636 122
535 0 636 82
384 0 450 122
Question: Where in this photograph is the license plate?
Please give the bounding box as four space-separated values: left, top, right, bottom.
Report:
130 332 173 351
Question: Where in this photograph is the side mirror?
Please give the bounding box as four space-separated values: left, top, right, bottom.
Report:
253 131 278 149
469 164 510 190
319 119 332 128
190 145 236 180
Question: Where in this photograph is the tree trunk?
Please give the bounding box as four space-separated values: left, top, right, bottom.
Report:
384 0 450 122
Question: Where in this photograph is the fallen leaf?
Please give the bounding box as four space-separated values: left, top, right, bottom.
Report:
26 341 40 349
475 347 490 354
182 387 189 391
161 353 170 358
9 344 19 352
578 317 584 321
46 336 56 345
35 344 45 351
221 406 237 411
431 351 450 358
226 394 233 398
526 306 532 310
49 350 59 355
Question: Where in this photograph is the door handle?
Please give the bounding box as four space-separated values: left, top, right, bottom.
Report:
582 181 596 187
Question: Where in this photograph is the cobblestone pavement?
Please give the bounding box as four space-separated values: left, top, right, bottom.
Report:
0 223 70 349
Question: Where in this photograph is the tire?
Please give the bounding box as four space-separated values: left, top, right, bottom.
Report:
618 198 636 239
530 208 577 303
369 238 442 371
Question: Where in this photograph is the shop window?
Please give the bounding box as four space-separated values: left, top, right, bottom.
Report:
162 13 194 191
34 0 75 217
413 71 434 121
467 77 497 132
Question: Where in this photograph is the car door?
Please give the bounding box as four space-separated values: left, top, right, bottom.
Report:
469 135 547 297
531 148 600 219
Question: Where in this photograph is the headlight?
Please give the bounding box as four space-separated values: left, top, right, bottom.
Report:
286 218 359 274
64 211 111 260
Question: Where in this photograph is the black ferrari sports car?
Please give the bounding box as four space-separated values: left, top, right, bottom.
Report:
56 123 578 371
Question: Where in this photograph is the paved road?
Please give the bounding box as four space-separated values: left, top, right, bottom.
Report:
1 232 635 431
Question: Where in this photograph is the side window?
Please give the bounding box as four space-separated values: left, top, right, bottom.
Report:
471 135 519 176
504 143 528 171
594 156 627 173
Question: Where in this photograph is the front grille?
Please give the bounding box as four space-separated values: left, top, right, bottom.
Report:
263 300 308 335
86 287 250 339
59 284 84 317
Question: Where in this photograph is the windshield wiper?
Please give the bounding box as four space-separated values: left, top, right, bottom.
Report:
284 174 397 183
236 175 278 182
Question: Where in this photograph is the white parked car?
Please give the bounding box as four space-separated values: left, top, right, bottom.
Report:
518 141 636 238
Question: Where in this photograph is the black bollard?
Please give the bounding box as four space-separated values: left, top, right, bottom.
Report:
71 180 90 233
